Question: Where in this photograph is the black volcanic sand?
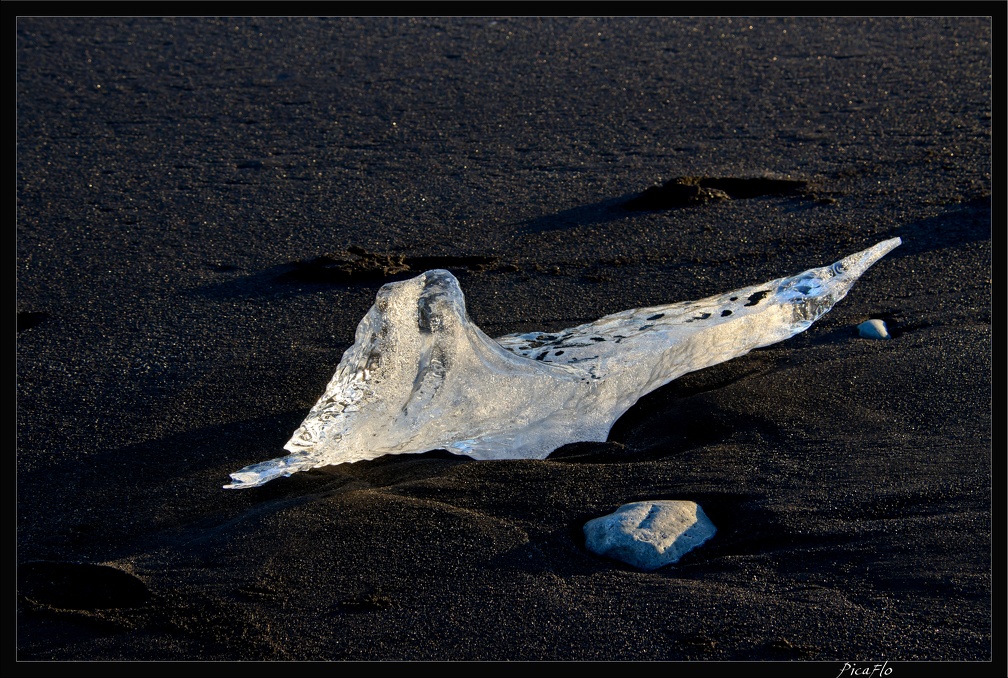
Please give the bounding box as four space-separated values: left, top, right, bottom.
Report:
16 18 992 662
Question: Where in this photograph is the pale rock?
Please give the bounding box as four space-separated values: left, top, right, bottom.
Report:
857 318 891 340
583 500 716 570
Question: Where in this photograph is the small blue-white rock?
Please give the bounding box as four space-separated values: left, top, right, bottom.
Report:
583 500 716 571
857 318 891 340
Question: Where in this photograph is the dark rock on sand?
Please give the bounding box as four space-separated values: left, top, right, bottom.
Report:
623 176 808 210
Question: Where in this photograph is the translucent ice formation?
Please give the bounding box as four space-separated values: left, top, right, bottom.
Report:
224 238 901 489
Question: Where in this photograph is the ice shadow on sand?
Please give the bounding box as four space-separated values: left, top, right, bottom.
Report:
890 196 991 255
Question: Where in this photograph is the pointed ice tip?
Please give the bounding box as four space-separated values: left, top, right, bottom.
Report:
223 469 271 490
222 475 258 490
870 236 902 259
223 455 310 489
836 237 902 280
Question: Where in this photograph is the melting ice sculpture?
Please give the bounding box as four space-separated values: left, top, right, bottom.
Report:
224 238 901 489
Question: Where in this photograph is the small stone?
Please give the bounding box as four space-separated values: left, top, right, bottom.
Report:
583 500 716 571
857 318 890 340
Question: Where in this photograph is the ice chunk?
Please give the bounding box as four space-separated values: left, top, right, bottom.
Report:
224 238 901 489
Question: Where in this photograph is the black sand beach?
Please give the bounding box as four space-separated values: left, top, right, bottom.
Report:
16 17 992 663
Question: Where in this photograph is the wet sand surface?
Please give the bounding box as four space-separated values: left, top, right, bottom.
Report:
17 17 992 662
